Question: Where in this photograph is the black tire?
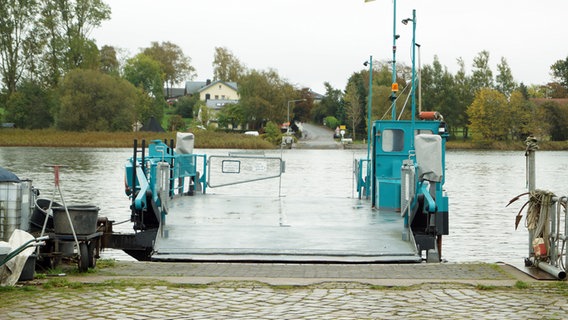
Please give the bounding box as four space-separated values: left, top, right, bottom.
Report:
78 242 89 272
87 240 97 269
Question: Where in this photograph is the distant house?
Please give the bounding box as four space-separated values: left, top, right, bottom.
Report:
164 87 186 105
310 91 324 104
185 80 240 127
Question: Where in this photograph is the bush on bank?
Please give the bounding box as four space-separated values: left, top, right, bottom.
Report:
0 129 275 149
2 128 568 150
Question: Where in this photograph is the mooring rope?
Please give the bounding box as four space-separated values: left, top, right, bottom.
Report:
526 189 555 259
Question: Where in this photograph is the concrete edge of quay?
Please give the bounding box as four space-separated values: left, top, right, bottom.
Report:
34 260 563 288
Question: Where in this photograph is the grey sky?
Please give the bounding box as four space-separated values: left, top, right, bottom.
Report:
92 0 568 94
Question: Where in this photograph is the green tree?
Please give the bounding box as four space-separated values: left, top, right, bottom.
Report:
212 47 245 82
312 82 342 124
99 45 119 76
546 82 568 98
551 56 568 89
526 84 547 98
495 57 516 97
344 81 362 140
542 101 568 141
56 69 138 131
39 0 110 86
124 54 164 97
0 0 41 96
292 88 313 123
323 116 339 130
238 68 296 129
453 58 474 138
123 53 166 122
174 95 197 118
142 41 195 97
198 103 210 126
217 103 245 129
344 70 370 138
421 56 458 130
167 114 186 131
262 121 282 145
5 80 55 128
471 50 493 91
467 88 508 140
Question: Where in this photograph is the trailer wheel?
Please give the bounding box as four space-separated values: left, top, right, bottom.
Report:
87 240 97 268
78 242 89 272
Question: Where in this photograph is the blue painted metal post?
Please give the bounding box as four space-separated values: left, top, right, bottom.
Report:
390 0 397 120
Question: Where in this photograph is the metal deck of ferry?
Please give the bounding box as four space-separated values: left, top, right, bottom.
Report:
151 194 420 263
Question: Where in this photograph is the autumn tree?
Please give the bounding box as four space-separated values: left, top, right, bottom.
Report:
57 69 138 131
212 47 245 82
142 41 195 97
467 88 509 140
507 90 546 140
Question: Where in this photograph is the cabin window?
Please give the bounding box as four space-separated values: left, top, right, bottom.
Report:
382 129 404 152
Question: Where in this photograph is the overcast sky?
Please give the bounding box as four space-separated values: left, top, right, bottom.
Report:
92 0 568 94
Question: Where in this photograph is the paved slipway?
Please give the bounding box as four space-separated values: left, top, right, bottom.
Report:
1 261 567 319
294 123 344 149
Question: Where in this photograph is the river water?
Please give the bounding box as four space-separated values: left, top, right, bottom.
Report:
1 146 567 264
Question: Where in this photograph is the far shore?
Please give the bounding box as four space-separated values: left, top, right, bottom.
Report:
1 128 567 151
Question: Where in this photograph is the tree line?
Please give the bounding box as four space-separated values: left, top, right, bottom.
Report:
326 51 568 142
2 1 568 142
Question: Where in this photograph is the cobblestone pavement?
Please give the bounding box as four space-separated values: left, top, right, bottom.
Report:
1 262 567 319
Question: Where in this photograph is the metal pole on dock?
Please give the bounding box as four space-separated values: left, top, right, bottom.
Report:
390 0 398 120
366 56 373 199
525 136 538 258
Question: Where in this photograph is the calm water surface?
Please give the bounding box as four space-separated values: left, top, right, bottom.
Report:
1 146 567 264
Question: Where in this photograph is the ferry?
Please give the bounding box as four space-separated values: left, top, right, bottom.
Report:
112 115 449 263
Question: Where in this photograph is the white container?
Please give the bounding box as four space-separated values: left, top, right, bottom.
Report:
0 182 23 241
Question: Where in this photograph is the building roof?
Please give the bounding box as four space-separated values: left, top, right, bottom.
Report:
185 81 208 94
198 80 238 93
310 91 325 101
164 87 186 98
185 80 239 95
